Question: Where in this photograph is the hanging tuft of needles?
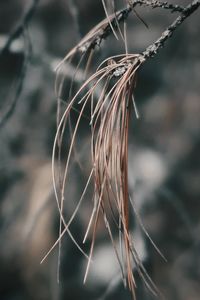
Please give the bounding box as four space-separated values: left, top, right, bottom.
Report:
42 0 200 299
50 51 160 299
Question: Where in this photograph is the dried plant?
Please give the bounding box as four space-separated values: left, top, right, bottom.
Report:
53 53 159 299
41 1 200 299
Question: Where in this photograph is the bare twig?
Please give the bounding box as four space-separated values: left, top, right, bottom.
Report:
62 0 185 59
109 0 200 76
131 0 184 12
142 0 200 59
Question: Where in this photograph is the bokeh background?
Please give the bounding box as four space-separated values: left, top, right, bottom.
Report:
0 1 200 299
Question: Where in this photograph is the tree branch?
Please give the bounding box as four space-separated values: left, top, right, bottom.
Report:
77 0 185 55
141 0 200 59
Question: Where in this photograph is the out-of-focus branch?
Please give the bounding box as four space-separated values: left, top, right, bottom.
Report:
0 36 85 84
67 0 82 41
0 0 40 128
0 30 31 128
0 0 40 55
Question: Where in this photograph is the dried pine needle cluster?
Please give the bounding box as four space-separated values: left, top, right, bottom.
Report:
46 5 156 300
56 56 155 298
41 0 200 299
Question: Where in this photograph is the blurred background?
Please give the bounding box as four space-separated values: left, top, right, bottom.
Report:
0 0 200 299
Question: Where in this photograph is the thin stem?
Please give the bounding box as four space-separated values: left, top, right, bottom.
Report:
142 0 200 59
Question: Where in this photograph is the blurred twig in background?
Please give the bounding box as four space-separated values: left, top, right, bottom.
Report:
0 0 40 128
0 0 40 55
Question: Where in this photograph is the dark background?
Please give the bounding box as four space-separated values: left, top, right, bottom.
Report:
0 1 200 299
